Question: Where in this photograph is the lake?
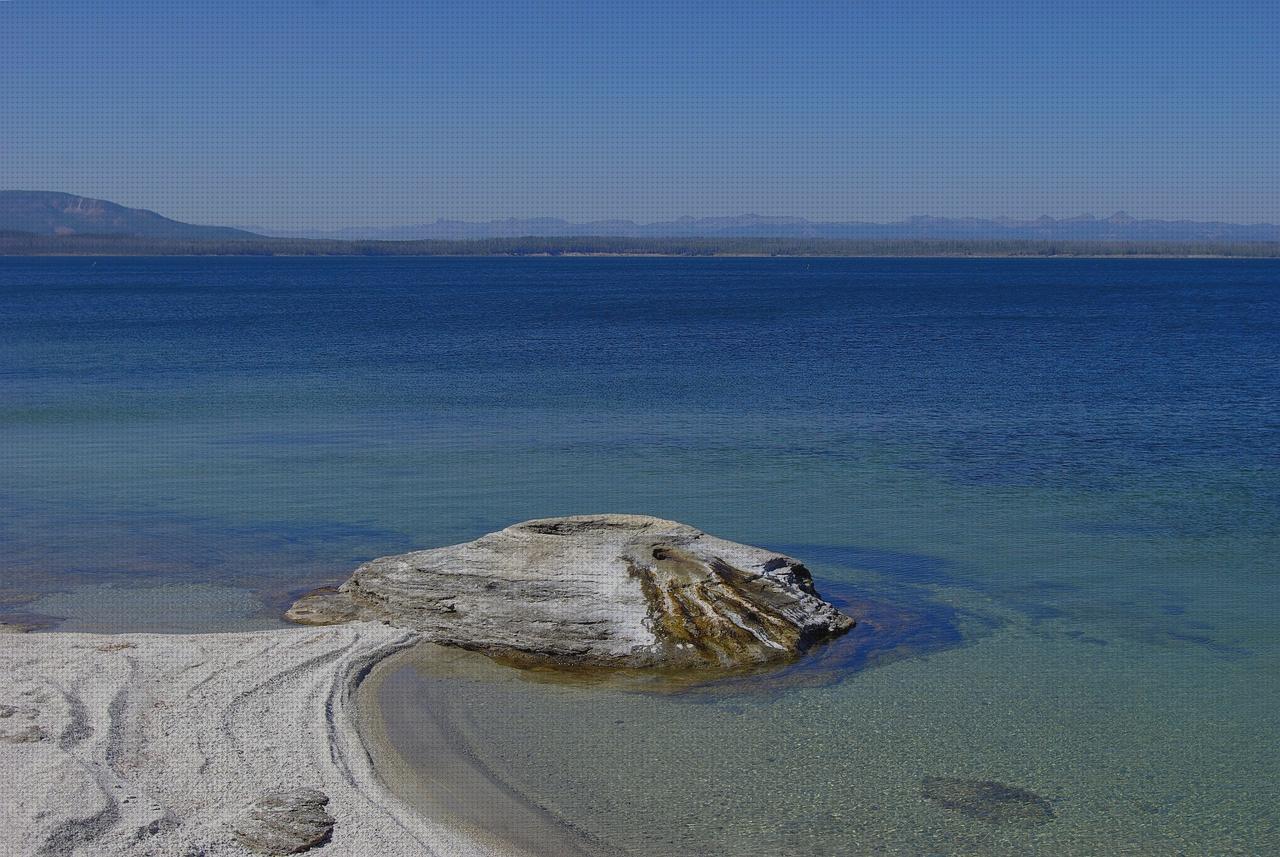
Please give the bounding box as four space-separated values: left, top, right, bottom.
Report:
1 256 1277 854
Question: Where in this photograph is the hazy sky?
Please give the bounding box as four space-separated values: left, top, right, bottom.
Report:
2 0 1277 229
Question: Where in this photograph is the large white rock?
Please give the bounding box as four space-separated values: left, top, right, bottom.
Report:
287 515 854 668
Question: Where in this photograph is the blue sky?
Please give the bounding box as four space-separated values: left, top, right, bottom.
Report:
1 0 1276 229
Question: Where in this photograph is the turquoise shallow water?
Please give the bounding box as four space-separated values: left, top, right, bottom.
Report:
1 257 1277 853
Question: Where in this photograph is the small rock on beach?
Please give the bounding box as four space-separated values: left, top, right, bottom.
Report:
231 788 336 855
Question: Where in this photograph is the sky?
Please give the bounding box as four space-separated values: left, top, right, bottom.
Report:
1 0 1277 230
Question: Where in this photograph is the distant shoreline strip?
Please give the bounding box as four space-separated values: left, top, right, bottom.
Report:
2 234 1279 258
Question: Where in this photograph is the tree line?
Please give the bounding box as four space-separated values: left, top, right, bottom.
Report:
2 232 1279 258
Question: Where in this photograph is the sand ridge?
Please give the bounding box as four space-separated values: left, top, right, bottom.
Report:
0 624 524 856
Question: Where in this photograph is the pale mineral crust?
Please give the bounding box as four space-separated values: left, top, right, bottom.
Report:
287 515 854 668
0 625 499 857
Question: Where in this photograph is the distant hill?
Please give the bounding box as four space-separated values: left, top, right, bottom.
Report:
5 192 1276 243
279 212 1280 242
0 191 259 239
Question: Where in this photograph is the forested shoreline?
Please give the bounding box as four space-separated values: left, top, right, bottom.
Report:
2 232 1279 257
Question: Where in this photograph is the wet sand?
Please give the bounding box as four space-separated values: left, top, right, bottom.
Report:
361 644 620 857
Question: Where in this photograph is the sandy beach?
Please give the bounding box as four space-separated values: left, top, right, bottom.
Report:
0 624 540 857
0 516 861 856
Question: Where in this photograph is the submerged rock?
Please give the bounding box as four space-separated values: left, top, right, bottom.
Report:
230 788 335 854
920 776 1055 824
287 515 854 669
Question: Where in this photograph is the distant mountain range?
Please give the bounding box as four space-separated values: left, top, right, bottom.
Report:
0 191 259 239
262 212 1280 242
4 191 1278 243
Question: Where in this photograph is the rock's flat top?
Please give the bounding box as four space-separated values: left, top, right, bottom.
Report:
288 515 854 668
0 626 519 857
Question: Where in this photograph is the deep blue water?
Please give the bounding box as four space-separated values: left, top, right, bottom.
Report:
2 257 1277 854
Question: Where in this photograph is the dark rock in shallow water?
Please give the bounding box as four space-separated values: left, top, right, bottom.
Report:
920 777 1055 824
286 515 854 669
230 788 334 854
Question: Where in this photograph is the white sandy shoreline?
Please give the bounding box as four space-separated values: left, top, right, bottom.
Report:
0 624 530 857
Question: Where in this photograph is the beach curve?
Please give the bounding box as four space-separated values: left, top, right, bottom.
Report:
0 624 534 856
358 643 624 857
